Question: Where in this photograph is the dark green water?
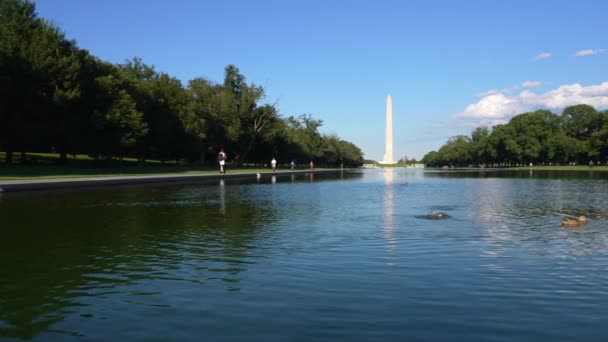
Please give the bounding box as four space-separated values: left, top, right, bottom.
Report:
1 170 608 341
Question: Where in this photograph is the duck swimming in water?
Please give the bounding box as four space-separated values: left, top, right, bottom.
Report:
561 215 587 228
429 210 449 219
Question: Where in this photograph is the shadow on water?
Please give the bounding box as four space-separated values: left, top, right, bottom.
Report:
0 172 362 339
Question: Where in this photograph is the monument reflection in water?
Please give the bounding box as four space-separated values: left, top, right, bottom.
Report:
382 168 396 257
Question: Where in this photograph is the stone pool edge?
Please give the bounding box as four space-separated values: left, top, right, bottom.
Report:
0 169 351 192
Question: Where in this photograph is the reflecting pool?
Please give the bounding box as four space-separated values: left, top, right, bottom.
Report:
1 169 608 341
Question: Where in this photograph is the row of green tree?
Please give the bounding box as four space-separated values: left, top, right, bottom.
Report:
0 0 364 166
422 105 608 167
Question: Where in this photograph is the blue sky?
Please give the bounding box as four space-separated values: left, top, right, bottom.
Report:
36 0 608 160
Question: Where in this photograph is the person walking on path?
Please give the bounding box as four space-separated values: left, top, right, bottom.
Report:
271 158 277 172
309 160 314 170
290 160 295 170
217 149 227 174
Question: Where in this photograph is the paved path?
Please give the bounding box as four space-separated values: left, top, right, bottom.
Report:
0 169 347 192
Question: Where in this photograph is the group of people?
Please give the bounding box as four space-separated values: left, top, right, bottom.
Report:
274 159 314 171
217 149 314 174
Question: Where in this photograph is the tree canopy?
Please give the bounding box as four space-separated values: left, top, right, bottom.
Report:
423 107 608 167
0 0 364 167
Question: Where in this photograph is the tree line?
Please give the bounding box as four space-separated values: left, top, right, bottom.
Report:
0 0 364 167
422 105 608 167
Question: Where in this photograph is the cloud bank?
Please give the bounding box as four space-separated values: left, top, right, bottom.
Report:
457 82 608 126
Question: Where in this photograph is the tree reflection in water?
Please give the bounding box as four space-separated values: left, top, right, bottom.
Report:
0 181 279 339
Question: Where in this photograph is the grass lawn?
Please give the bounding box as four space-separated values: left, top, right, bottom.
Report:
0 152 313 180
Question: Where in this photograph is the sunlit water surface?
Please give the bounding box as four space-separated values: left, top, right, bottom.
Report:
1 169 608 341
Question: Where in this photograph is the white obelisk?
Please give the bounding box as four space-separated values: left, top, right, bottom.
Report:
382 95 395 164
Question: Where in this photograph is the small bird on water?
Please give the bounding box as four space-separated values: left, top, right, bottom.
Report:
429 210 449 219
561 215 588 228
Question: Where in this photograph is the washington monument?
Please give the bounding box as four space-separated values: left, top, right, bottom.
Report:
381 95 395 164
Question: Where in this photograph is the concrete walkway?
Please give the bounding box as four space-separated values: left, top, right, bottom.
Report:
0 169 347 192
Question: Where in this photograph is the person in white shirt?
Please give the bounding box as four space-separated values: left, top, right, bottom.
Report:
217 149 227 174
271 158 277 172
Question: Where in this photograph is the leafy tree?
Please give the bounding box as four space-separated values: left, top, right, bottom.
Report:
0 0 47 163
88 74 147 159
590 110 608 163
237 103 279 163
508 110 560 163
119 59 197 163
489 124 521 165
45 31 84 163
439 135 472 166
188 77 228 163
546 133 581 164
426 106 605 167
323 135 363 166
422 150 441 167
280 114 324 163
562 104 601 139
470 126 495 165
0 3 365 167
142 73 190 163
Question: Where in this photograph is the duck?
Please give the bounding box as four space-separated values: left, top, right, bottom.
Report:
429 210 449 219
561 215 587 228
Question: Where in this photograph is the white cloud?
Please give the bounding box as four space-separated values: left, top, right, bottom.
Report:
475 89 502 97
575 49 605 57
457 119 508 129
534 52 551 60
456 82 608 125
475 87 517 97
458 93 524 119
522 81 541 88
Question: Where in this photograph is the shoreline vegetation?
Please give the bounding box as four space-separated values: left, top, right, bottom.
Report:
374 163 608 171
422 106 608 168
3 151 608 182
424 166 608 171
